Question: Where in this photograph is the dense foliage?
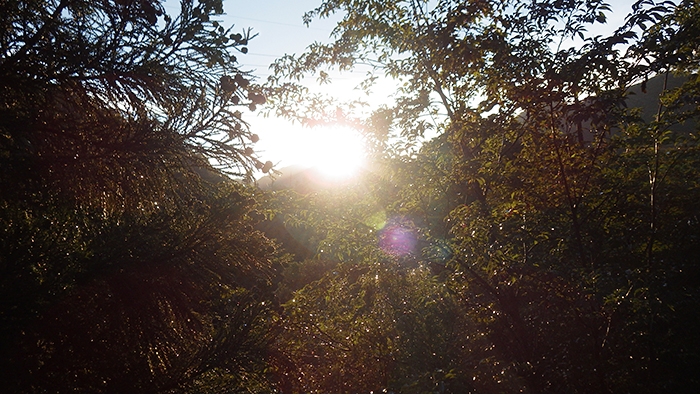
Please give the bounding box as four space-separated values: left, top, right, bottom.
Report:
0 0 278 392
1 0 699 393
263 0 700 393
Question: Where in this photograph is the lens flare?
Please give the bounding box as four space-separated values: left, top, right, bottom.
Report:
378 223 416 256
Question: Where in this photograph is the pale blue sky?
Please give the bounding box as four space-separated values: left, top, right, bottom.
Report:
212 1 358 172
189 1 639 172
219 0 341 79
221 0 637 75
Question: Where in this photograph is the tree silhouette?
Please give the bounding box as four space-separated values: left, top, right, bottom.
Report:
0 1 279 392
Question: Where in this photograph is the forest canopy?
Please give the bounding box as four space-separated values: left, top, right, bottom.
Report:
1 0 699 393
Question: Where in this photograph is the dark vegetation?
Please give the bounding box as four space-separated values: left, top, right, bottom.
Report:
1 0 699 392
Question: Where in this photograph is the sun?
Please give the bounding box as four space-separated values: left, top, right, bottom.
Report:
298 124 366 179
250 116 368 181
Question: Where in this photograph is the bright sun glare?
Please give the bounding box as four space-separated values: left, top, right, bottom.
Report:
298 125 366 179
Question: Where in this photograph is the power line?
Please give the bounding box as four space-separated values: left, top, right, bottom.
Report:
246 52 284 58
161 3 334 33
228 15 332 32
